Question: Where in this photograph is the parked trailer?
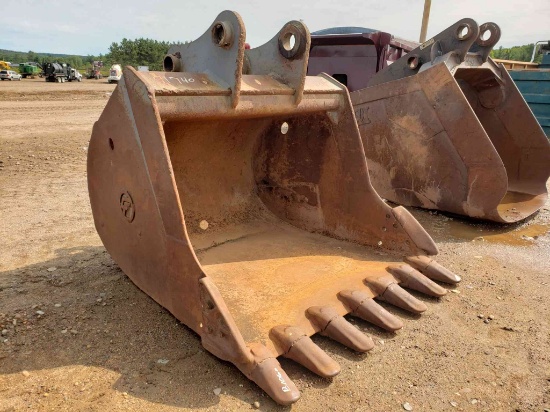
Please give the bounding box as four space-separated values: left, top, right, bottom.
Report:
308 27 416 91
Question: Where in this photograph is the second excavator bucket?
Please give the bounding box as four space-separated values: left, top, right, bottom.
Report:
353 19 550 222
87 11 460 405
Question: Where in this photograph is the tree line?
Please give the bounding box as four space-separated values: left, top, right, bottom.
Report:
1 38 184 71
490 43 543 63
106 38 182 71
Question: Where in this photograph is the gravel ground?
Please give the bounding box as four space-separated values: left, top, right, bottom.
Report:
0 78 549 411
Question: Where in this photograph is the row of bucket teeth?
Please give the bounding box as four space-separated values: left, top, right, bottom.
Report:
264 258 460 393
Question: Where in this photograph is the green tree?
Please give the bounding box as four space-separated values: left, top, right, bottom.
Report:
27 50 37 63
491 43 543 63
106 38 175 70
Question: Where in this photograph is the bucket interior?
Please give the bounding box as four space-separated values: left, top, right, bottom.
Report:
163 114 397 347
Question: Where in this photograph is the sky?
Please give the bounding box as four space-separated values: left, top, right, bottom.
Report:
1 0 549 56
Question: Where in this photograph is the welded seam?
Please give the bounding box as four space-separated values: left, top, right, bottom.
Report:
120 77 164 231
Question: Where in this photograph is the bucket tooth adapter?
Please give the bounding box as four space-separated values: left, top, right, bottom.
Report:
352 19 550 222
88 11 460 405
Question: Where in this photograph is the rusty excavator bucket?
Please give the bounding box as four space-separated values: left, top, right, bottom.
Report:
87 11 461 405
352 19 550 223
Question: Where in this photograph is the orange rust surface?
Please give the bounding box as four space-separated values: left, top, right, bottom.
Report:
192 220 398 352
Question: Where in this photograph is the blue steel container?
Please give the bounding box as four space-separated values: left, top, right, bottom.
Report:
509 54 550 137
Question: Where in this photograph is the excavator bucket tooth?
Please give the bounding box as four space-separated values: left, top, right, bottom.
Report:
270 325 341 378
353 19 550 222
339 290 404 331
249 357 300 405
88 11 455 405
309 19 550 222
247 341 301 405
307 306 374 352
387 264 448 297
404 255 461 284
382 284 428 314
366 278 428 314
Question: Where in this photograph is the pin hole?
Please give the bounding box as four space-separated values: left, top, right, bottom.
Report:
283 32 296 51
281 122 289 134
457 24 470 40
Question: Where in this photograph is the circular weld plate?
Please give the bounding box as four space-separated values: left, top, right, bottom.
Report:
120 192 135 222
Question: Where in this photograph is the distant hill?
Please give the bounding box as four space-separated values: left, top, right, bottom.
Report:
0 49 88 60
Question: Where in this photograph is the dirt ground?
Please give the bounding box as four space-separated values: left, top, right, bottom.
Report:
0 78 549 412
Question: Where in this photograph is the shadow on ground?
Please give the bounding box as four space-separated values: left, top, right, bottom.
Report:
0 245 439 410
0 246 263 409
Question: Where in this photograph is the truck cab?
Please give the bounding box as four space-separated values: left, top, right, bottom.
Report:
69 68 82 82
